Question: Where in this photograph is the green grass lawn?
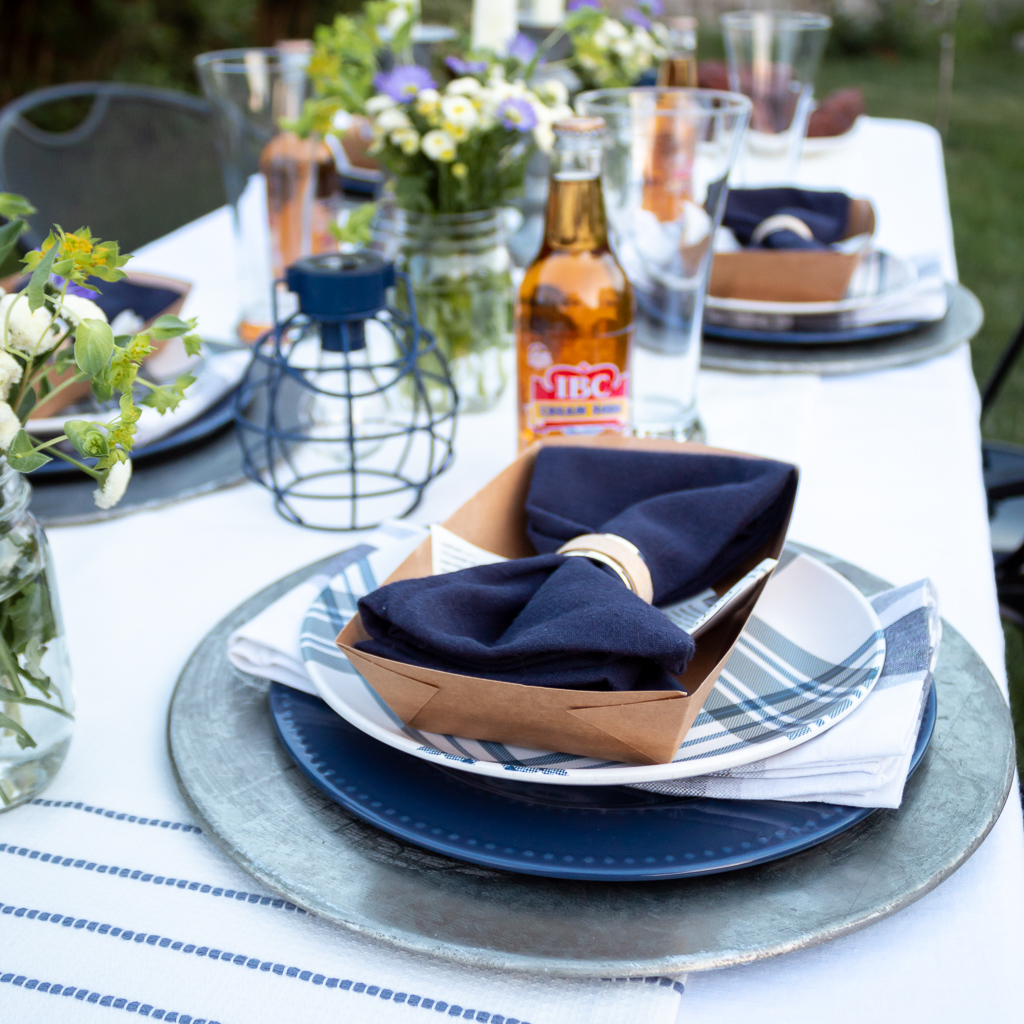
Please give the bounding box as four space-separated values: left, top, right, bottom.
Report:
816 48 1024 766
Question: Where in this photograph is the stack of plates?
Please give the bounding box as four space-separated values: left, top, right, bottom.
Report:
704 249 948 346
269 550 936 881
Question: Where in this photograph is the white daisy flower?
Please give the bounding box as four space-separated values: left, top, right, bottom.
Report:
0 400 20 450
0 293 61 357
375 107 412 133
0 350 22 400
421 129 457 163
391 127 421 155
440 95 479 129
331 109 354 132
415 88 441 116
535 79 569 107
365 94 398 116
446 77 483 97
93 459 132 510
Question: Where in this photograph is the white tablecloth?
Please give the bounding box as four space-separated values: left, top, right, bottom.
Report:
2 118 1022 1023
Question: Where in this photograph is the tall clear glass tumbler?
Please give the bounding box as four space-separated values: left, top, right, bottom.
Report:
721 11 831 184
196 47 320 342
575 89 750 440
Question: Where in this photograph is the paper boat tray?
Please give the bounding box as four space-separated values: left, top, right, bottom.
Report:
336 435 796 765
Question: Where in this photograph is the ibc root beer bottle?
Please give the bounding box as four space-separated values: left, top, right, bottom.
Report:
516 117 634 450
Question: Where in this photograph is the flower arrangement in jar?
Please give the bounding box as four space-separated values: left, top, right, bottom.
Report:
0 193 201 808
302 6 573 412
565 0 667 90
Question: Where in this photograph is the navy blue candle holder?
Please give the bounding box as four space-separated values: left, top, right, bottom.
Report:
234 251 458 531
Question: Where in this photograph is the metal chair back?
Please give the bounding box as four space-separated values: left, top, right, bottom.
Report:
0 82 224 253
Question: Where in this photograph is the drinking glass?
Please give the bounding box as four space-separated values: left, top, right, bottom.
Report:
575 89 750 440
196 46 321 342
721 11 830 184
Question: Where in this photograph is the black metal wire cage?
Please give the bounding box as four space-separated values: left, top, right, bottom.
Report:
234 252 458 531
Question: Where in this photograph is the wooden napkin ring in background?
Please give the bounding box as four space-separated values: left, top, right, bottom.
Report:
556 534 654 604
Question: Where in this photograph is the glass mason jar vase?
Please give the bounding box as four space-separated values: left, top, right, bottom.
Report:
0 459 73 810
390 209 514 413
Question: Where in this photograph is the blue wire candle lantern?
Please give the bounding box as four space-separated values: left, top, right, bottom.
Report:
234 251 458 530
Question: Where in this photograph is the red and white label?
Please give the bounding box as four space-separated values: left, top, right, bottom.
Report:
526 362 630 435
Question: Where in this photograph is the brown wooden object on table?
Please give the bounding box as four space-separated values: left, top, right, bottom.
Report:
807 88 864 138
336 434 796 766
709 199 876 303
0 272 190 419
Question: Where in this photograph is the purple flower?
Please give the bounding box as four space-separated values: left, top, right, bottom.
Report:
643 0 664 16
508 33 539 65
498 98 538 133
445 55 488 76
623 8 651 29
51 275 94 298
373 65 437 103
567 0 601 10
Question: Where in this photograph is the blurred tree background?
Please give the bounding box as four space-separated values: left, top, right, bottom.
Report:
0 0 473 105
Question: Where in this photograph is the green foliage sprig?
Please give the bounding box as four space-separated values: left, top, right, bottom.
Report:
0 194 201 509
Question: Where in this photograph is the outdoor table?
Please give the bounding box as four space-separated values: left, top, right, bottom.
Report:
2 117 1022 1023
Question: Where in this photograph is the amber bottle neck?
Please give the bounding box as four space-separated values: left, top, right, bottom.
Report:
542 133 610 253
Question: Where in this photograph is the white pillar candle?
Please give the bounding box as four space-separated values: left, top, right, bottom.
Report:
471 0 518 55
524 0 565 28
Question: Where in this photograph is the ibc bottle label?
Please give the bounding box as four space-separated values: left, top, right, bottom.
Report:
526 361 630 435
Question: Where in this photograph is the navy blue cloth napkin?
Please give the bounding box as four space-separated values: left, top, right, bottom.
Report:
724 188 851 250
356 448 797 692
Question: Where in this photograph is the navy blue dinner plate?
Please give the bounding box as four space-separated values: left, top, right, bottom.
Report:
703 319 923 345
269 681 936 882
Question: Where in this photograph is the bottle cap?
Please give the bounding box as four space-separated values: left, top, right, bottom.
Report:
553 116 606 136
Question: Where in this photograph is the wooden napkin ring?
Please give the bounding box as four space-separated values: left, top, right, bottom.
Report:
556 534 654 604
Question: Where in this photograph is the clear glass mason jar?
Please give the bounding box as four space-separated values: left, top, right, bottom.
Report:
387 208 514 413
0 459 74 810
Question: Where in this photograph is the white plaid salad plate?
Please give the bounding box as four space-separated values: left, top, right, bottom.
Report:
300 547 886 786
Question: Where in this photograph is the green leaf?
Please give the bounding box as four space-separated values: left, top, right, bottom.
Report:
0 709 35 750
182 334 203 357
148 314 196 340
91 379 112 403
26 243 57 312
64 419 109 458
0 193 36 219
0 219 24 268
53 346 76 375
6 429 51 472
74 318 114 376
15 386 35 421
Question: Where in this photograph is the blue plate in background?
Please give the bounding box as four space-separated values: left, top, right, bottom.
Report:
269 681 936 882
703 319 923 345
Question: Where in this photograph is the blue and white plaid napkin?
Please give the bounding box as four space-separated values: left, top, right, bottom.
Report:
628 579 939 807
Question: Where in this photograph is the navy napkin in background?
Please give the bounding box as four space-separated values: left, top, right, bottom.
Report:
356 448 798 692
724 188 851 250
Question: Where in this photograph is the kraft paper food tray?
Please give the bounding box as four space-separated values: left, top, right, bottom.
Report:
336 435 797 765
709 197 876 303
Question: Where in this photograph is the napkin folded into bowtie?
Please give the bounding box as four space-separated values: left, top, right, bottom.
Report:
226 537 937 808
724 187 855 250
354 447 798 692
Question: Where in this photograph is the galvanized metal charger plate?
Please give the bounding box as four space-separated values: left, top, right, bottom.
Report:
168 542 1015 978
701 284 982 375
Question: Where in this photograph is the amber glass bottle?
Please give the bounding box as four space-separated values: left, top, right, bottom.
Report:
656 17 699 88
516 118 633 450
645 17 699 222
